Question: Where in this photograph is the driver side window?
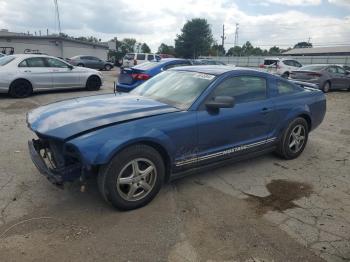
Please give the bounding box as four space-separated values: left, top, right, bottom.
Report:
213 76 267 104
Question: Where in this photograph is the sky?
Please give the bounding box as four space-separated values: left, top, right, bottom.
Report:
0 0 349 52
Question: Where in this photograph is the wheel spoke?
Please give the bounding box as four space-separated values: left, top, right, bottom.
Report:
131 160 140 176
289 140 296 149
118 177 133 185
127 185 137 199
140 181 152 192
140 166 154 178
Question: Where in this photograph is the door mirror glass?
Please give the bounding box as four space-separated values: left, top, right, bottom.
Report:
206 96 235 110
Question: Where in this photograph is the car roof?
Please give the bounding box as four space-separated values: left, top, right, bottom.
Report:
171 65 262 76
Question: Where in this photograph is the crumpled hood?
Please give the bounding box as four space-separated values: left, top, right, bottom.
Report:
27 93 179 140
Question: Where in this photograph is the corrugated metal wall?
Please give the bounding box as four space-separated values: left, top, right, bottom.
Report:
199 56 350 67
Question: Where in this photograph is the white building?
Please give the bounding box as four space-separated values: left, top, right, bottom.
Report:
0 30 109 60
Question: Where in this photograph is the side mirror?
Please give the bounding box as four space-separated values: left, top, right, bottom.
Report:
67 65 74 70
206 96 235 110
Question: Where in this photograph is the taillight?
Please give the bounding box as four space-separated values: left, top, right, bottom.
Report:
259 64 265 68
131 73 150 80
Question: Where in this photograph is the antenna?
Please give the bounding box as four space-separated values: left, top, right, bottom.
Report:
53 0 62 35
234 23 239 46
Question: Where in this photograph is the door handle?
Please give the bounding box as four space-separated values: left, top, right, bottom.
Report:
24 70 31 73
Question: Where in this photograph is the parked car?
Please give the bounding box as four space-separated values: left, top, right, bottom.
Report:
260 58 302 78
27 66 326 210
122 53 161 68
290 64 350 92
193 59 226 65
0 54 103 98
341 65 350 73
117 58 192 92
69 55 114 71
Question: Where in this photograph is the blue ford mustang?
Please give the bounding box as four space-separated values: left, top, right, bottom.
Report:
116 58 192 92
27 66 326 210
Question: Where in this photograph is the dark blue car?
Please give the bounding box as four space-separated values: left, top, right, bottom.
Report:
27 66 326 210
116 58 192 92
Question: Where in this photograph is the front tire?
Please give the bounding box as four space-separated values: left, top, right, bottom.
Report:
9 79 33 98
276 117 309 160
98 144 165 210
86 76 101 91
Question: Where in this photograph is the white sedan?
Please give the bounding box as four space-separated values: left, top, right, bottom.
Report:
0 54 104 98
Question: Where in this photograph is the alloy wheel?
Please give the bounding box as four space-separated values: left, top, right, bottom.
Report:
288 124 306 153
116 158 157 202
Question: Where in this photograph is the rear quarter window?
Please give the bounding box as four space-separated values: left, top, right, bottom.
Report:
277 81 302 95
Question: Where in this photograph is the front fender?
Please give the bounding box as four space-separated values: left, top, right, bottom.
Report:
67 123 175 166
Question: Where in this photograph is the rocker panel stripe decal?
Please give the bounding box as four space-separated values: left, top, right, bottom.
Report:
175 137 277 167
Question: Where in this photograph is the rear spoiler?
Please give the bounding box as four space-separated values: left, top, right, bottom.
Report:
289 80 319 89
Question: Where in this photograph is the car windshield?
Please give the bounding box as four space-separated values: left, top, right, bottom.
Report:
300 65 326 71
0 55 15 66
124 53 135 60
131 70 216 110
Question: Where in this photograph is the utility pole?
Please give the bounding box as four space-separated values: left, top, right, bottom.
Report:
53 0 62 35
221 24 226 49
234 23 239 47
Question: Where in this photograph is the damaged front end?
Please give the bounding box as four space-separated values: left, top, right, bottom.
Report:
28 137 84 186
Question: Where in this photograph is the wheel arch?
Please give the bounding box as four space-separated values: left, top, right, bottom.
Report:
9 78 33 91
86 74 102 85
297 113 312 131
97 139 172 183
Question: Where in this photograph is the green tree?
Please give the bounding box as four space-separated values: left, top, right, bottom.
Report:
175 18 213 58
241 41 254 56
294 42 312 48
226 46 242 56
158 43 175 56
210 44 225 56
269 46 281 55
121 38 137 53
141 43 151 53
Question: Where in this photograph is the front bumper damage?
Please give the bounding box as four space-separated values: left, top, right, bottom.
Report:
28 139 82 186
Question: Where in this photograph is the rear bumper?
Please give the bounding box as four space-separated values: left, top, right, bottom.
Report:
116 81 144 92
28 140 81 185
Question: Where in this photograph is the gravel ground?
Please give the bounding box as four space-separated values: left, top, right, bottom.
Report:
0 68 349 262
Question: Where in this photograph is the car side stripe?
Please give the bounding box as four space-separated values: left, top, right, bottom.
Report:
175 137 277 167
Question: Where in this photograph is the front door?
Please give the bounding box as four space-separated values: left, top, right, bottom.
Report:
45 57 81 88
196 75 276 166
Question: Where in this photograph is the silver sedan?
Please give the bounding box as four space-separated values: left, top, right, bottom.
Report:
0 54 104 98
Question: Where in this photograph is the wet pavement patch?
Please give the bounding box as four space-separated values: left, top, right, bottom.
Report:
245 179 313 214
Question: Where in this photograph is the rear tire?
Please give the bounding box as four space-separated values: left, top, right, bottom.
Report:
98 144 165 210
77 63 84 67
104 64 112 71
9 79 33 98
322 81 331 93
275 117 309 160
86 76 101 91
